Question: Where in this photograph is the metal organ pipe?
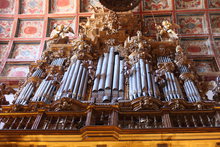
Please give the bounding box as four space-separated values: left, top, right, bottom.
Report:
62 64 75 95
68 60 81 95
82 72 89 100
92 56 103 92
157 57 184 101
54 60 89 101
98 53 109 90
135 62 142 97
112 54 120 98
139 59 147 96
15 69 43 104
128 59 163 100
118 60 124 98
129 76 133 100
105 47 115 89
146 63 153 97
31 58 67 103
179 65 201 102
91 48 126 102
132 67 138 98
72 65 84 98
77 68 87 100
103 47 115 102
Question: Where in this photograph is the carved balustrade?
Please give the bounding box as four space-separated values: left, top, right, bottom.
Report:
0 107 219 131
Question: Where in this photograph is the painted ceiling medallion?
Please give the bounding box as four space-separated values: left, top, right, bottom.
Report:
99 0 141 12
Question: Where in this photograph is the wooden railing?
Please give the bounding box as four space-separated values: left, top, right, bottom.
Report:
0 109 219 131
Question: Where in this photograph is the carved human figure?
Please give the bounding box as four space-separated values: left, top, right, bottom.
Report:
155 20 179 41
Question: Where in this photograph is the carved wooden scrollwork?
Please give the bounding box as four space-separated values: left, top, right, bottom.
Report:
50 98 87 112
0 83 16 106
131 97 163 111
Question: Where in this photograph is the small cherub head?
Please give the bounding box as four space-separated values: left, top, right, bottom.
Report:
162 20 172 29
57 24 64 31
176 45 183 53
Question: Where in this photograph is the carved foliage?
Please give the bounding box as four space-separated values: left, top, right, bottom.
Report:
50 98 86 112
131 97 163 111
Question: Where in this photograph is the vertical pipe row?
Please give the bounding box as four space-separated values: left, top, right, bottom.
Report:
54 60 89 101
179 65 201 102
157 56 183 101
32 80 56 103
15 69 43 104
128 59 161 100
91 47 125 102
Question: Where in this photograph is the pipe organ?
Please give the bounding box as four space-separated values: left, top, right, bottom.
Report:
12 49 217 104
0 8 219 144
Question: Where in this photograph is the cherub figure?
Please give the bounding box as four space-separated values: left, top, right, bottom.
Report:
48 24 74 45
174 45 190 67
156 20 180 41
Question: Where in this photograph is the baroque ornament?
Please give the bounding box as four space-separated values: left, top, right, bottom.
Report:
0 6 218 112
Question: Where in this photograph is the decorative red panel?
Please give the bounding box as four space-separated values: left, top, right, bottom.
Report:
0 0 15 14
0 43 8 60
181 39 213 55
20 0 45 14
175 0 204 9
2 64 29 77
144 15 172 35
0 19 13 38
194 60 217 72
209 0 220 8
17 20 44 38
214 38 220 54
50 0 76 13
10 43 40 60
47 18 76 37
210 14 220 34
178 15 207 34
143 0 172 11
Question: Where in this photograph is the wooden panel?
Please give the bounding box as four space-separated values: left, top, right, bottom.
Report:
0 43 9 60
142 0 172 11
209 0 220 8
193 59 218 72
180 38 212 55
175 0 204 10
177 14 207 35
16 19 44 38
0 0 15 14
0 19 13 38
50 0 77 13
210 14 220 34
20 0 45 14
1 64 29 77
10 43 40 60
